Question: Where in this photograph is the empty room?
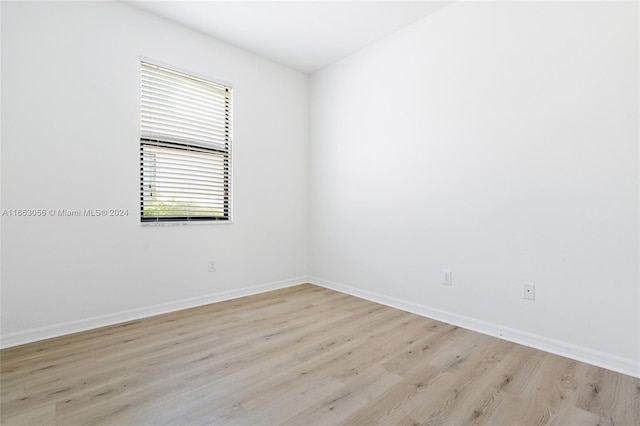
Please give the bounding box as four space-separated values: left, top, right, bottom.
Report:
1 0 639 425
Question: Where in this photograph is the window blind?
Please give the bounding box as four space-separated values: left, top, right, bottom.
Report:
140 61 232 222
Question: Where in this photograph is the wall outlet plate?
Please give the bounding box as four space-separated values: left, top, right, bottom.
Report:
208 260 216 272
523 283 535 300
442 270 452 285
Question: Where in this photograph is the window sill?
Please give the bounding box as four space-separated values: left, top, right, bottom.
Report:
141 220 233 227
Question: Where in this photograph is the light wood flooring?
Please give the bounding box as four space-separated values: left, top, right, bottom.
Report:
1 284 639 425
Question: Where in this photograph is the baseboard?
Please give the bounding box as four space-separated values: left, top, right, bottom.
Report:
309 276 640 379
0 276 308 349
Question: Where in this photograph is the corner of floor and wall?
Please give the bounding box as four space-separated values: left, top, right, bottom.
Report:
1 1 639 380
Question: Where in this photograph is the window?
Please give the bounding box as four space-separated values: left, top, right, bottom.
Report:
140 60 232 223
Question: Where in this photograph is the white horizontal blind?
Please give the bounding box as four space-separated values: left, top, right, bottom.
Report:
140 61 232 222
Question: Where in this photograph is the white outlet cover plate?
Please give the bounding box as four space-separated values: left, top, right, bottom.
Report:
523 283 535 300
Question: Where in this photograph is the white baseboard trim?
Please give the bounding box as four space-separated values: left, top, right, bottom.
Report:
0 276 308 349
309 276 640 379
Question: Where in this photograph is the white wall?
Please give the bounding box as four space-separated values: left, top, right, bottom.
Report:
1 1 309 343
309 1 639 375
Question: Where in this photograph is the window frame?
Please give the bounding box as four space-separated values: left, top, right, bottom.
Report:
139 58 233 225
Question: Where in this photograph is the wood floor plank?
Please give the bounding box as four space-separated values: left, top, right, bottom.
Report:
1 402 56 426
549 405 610 426
574 362 640 425
405 340 519 425
281 365 405 426
396 342 510 425
341 366 446 425
1 284 638 425
236 376 346 425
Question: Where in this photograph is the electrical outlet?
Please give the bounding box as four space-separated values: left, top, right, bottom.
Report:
442 270 452 286
208 260 216 272
523 283 535 300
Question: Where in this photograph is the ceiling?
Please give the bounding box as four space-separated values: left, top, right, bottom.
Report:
126 1 452 74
